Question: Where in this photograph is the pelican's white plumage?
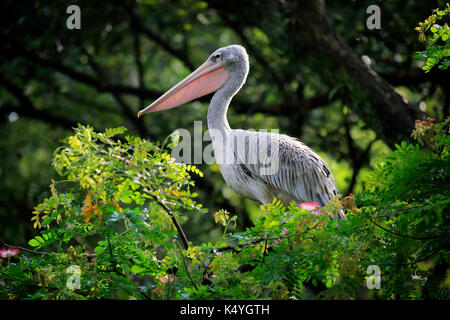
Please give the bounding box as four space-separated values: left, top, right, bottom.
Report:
138 45 345 219
215 129 341 213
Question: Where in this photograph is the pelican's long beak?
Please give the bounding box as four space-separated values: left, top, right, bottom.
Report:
137 60 230 117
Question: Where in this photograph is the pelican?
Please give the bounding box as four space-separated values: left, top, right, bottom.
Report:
138 45 345 219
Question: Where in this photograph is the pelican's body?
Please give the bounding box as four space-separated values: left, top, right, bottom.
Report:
139 45 344 219
217 130 339 208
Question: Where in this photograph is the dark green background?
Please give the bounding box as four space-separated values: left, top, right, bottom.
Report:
0 0 447 246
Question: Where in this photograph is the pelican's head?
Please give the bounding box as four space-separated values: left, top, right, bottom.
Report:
137 45 249 117
209 45 249 78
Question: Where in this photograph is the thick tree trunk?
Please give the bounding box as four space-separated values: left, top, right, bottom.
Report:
288 0 427 147
209 0 428 147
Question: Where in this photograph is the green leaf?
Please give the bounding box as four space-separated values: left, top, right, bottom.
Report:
35 236 45 244
94 246 106 255
28 239 40 247
131 265 146 274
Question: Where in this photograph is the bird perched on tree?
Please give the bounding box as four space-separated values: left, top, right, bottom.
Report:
138 45 345 220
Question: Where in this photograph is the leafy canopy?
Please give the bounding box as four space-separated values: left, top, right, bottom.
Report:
0 119 448 299
415 4 450 72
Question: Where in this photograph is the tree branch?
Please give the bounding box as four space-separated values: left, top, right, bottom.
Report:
362 210 438 241
106 237 152 300
94 147 190 250
217 218 324 253
0 76 79 129
2 243 49 256
232 93 329 115
177 243 198 290
1 43 161 100
343 114 376 193
4 43 329 118
379 67 449 87
288 0 427 147
117 0 195 70
213 8 287 94
80 46 152 138
144 187 190 250
131 24 145 108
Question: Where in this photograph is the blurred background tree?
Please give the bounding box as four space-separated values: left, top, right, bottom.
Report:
0 0 448 246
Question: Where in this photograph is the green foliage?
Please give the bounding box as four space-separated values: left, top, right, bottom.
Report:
1 125 204 299
1 121 448 300
354 118 450 299
2 0 446 250
415 4 450 72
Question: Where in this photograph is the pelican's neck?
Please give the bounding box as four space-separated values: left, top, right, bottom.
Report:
207 81 240 166
207 87 232 133
207 70 247 134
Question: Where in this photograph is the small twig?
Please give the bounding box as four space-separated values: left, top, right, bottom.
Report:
362 210 438 240
217 216 325 253
213 9 287 94
364 247 442 268
107 237 124 276
131 25 145 108
217 233 294 253
144 187 189 250
261 238 269 265
95 147 190 249
3 243 50 256
80 46 150 138
177 243 198 290
118 0 195 70
166 278 171 300
106 237 151 300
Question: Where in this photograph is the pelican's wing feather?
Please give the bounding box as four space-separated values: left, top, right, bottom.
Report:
230 130 345 219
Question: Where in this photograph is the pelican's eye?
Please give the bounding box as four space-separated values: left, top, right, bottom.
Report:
213 53 222 61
